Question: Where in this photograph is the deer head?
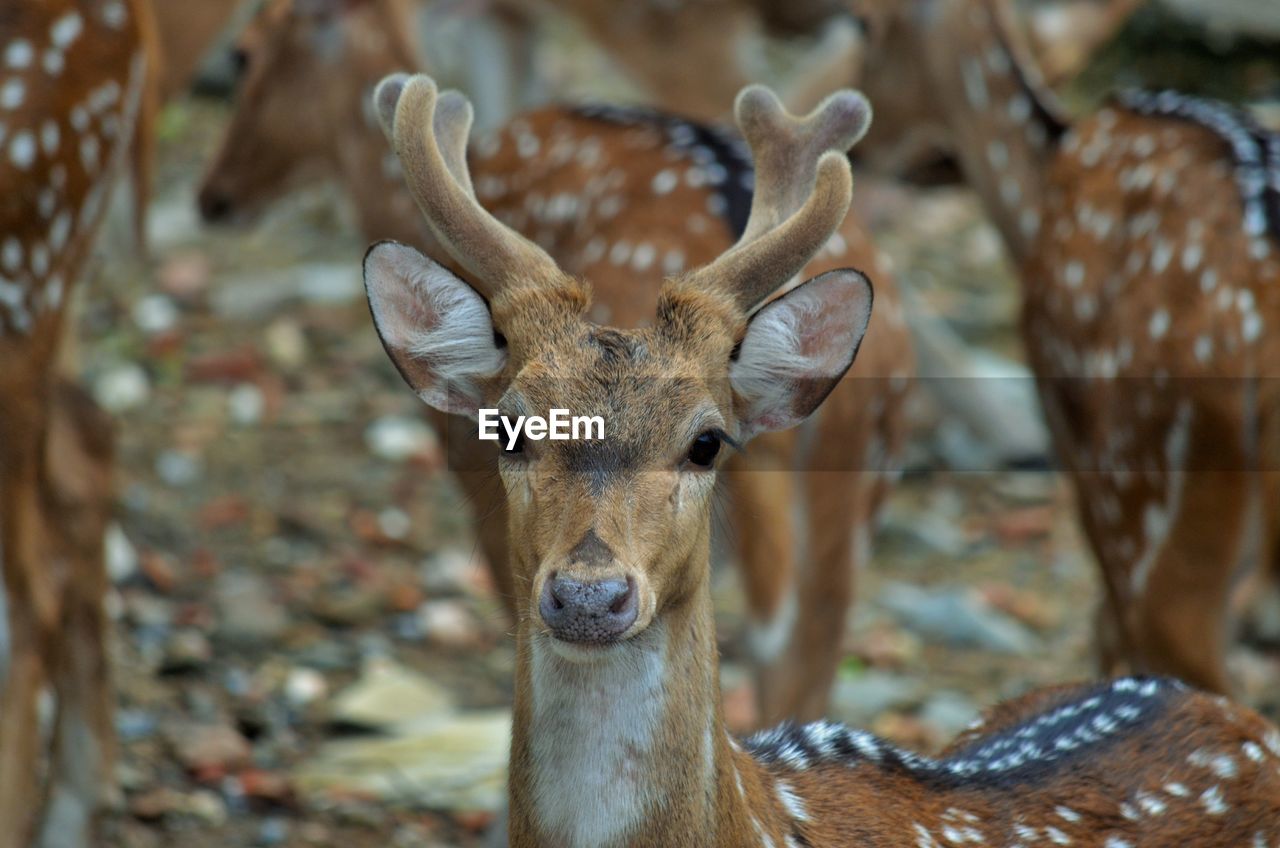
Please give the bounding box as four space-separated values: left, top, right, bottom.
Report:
198 0 419 224
364 74 873 653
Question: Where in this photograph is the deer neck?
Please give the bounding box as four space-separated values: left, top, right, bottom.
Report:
507 533 759 848
918 0 1069 263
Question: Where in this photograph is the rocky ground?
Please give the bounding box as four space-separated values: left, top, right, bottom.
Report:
58 17 1280 848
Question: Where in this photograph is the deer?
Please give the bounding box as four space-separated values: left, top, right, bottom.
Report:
198 0 913 725
849 0 1143 177
363 70 1280 848
0 0 158 845
851 0 1280 696
148 0 247 100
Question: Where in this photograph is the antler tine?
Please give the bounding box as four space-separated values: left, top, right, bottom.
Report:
371 73 562 295
372 72 406 141
685 86 871 314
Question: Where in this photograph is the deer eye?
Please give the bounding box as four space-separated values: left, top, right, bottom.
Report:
685 431 722 469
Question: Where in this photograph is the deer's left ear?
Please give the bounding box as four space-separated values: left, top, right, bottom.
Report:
730 269 873 440
364 241 506 420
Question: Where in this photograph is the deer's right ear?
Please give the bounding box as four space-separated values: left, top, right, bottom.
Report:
364 241 506 419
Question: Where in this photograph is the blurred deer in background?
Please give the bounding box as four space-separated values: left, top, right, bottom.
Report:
198 0 914 724
849 0 1142 177
365 71 1280 848
854 0 1280 695
0 0 157 845
148 0 247 100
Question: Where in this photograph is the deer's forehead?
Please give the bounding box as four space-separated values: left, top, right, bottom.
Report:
516 328 716 407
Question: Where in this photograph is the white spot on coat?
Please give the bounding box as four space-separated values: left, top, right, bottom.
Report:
1148 309 1170 339
1 79 24 110
40 120 58 155
5 41 33 69
9 130 35 169
651 169 677 195
51 12 84 49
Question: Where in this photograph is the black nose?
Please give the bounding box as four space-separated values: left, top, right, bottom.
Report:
198 189 233 223
539 574 638 644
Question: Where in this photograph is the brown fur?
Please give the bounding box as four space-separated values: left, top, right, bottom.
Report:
148 0 243 100
855 0 1280 694
368 72 1280 848
200 0 914 724
0 2 152 841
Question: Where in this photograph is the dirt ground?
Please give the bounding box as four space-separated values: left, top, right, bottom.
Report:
60 21 1280 848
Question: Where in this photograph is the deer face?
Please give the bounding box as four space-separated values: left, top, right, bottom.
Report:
366 242 871 654
363 75 873 656
198 0 416 224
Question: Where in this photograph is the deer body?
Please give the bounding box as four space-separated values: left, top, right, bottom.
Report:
0 0 155 844
856 0 1280 694
200 0 913 724
363 72 1280 847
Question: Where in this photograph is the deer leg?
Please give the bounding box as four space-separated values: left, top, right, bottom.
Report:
0 389 60 848
0 621 47 848
39 580 114 848
1128 470 1253 694
1071 473 1140 678
726 432 799 727
435 410 515 620
38 384 117 847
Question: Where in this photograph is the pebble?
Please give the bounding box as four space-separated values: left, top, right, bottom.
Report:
830 669 922 725
104 523 139 583
169 722 252 774
187 790 229 825
258 817 289 846
93 363 150 413
920 689 981 738
308 587 384 627
880 509 969 557
421 548 489 596
878 581 1038 655
417 600 483 648
377 507 412 540
364 415 439 462
116 708 159 742
215 573 289 645
264 319 308 369
212 263 362 318
160 629 213 674
155 450 202 487
228 383 265 425
132 294 179 335
327 658 454 730
295 710 510 811
284 667 329 707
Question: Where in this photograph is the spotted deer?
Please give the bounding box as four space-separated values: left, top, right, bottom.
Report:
853 0 1280 695
0 0 157 845
364 71 1280 848
199 0 912 725
849 0 1141 177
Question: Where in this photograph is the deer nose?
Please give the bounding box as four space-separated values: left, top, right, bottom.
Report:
539 574 637 644
198 189 234 223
